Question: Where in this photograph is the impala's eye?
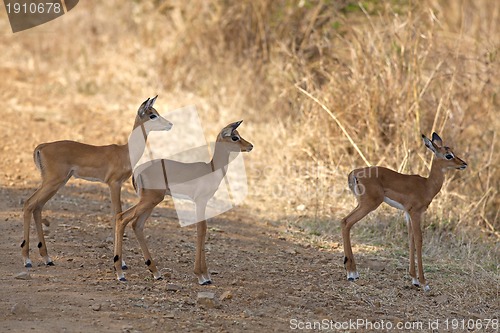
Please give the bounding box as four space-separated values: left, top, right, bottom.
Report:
149 114 158 120
231 135 240 142
445 154 454 160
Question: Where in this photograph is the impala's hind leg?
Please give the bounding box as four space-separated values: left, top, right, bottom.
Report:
341 177 383 281
108 181 128 270
114 189 164 281
22 178 66 267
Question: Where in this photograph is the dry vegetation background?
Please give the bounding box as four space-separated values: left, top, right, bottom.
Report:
0 0 498 331
0 0 498 289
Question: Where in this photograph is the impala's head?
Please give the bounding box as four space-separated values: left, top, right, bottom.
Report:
135 95 173 132
422 132 467 170
217 120 254 152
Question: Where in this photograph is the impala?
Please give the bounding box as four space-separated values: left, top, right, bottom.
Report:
22 96 173 268
113 120 253 284
341 133 467 291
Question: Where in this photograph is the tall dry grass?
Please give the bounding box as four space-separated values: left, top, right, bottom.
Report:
0 0 497 243
155 0 498 236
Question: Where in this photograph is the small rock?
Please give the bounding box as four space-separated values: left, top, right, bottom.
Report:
219 290 233 301
14 271 31 280
242 309 253 318
164 312 175 319
285 248 297 255
11 303 30 315
197 292 217 308
166 284 181 292
91 303 101 311
105 236 114 244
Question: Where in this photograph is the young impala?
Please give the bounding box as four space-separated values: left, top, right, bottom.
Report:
113 120 253 284
341 133 467 291
22 96 172 268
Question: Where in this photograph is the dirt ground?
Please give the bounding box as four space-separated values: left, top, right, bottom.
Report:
0 110 498 333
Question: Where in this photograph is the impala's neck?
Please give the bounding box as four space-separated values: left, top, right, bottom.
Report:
210 141 236 178
426 158 446 198
126 122 151 168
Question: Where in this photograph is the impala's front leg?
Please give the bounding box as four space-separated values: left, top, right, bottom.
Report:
194 219 211 285
410 211 429 291
405 212 418 287
194 199 211 285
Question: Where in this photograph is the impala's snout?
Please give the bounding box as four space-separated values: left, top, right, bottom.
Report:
457 158 467 170
245 144 254 152
165 122 173 131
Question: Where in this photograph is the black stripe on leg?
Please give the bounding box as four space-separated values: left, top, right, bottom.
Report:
20 240 26 248
145 259 151 266
343 256 348 265
37 242 42 248
114 255 119 263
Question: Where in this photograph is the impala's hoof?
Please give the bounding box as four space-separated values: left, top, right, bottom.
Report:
200 280 212 286
197 275 212 285
423 285 430 292
121 265 128 270
24 262 32 268
347 271 359 281
412 278 420 287
118 277 127 282
46 261 55 266
155 276 163 281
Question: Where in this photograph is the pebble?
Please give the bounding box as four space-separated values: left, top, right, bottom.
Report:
164 312 175 319
197 292 217 308
14 271 31 280
11 303 30 315
166 283 181 292
219 290 233 301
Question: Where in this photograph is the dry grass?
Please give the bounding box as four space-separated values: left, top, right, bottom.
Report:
0 0 497 272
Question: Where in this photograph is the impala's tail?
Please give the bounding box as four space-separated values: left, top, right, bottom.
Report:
347 171 357 194
33 144 46 173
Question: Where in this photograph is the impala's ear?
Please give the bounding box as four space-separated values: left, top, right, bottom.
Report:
431 132 443 147
221 120 243 137
149 95 158 108
138 98 150 117
422 134 438 153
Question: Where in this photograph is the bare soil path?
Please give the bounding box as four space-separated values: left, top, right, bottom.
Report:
0 111 497 333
